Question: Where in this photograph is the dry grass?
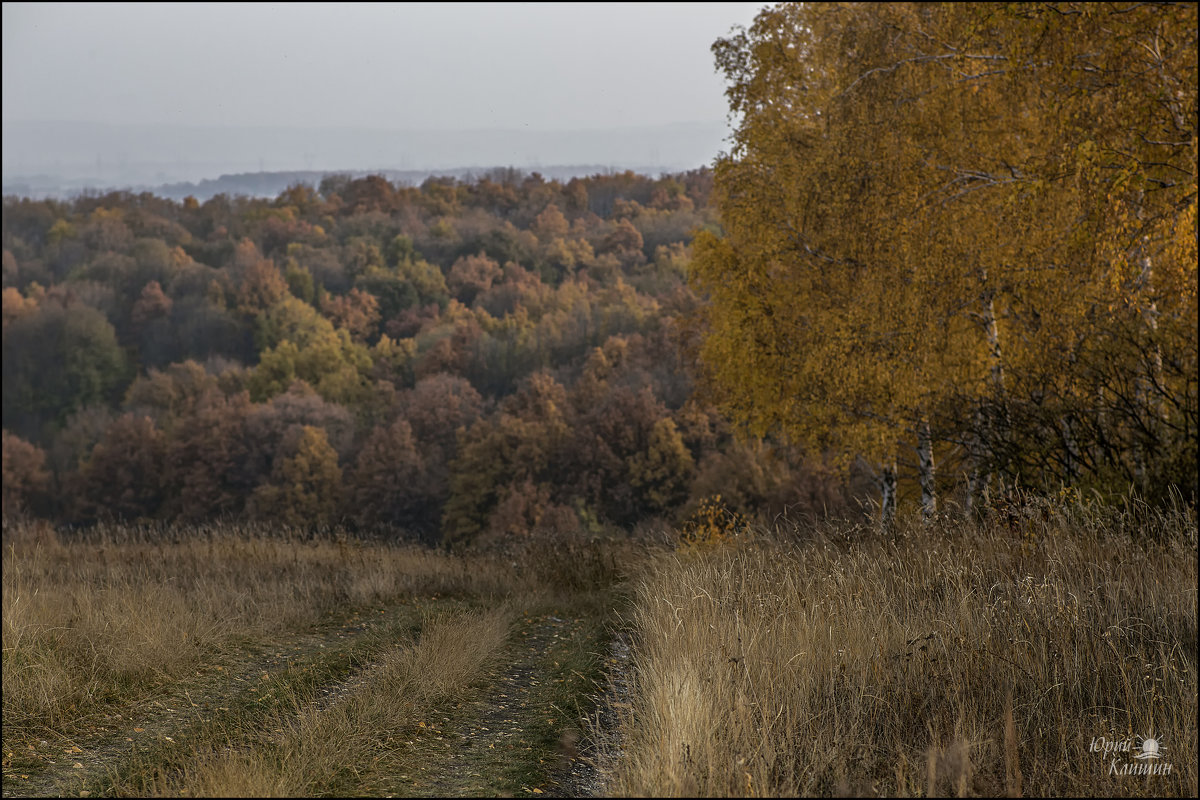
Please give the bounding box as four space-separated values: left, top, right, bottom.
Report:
609 497 1198 797
144 607 515 797
1 519 531 740
2 518 633 796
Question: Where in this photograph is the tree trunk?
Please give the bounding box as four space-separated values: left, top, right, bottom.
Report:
880 461 897 531
968 273 1008 514
918 417 937 519
965 424 985 517
1059 413 1081 484
984 290 1006 397
1133 241 1163 491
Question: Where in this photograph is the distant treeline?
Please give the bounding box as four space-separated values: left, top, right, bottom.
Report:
2 165 671 204
156 165 672 203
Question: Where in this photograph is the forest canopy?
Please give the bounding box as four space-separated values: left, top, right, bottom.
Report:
1 167 855 542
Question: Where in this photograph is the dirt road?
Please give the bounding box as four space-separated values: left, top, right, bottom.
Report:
3 602 620 798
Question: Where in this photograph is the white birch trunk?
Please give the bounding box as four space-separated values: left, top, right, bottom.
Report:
918 417 936 519
984 292 1006 397
1133 240 1163 489
967 273 1007 515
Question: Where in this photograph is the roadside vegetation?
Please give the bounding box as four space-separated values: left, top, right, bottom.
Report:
603 494 1197 797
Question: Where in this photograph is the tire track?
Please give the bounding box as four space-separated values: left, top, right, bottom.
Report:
2 606 412 798
393 612 606 798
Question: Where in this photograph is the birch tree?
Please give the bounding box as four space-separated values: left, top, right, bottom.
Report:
694 2 1197 515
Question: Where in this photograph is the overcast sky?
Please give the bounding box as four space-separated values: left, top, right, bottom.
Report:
2 2 767 132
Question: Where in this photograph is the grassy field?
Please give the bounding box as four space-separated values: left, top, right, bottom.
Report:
3 495 1196 797
603 495 1198 797
2 521 630 797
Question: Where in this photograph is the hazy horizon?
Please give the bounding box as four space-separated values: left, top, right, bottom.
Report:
1 118 732 199
3 2 767 194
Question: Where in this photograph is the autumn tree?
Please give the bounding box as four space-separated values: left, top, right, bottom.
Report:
344 418 436 540
395 372 486 454
694 2 1198 520
447 252 503 306
69 413 166 523
972 3 1198 498
250 425 343 528
2 285 38 328
320 287 381 343
123 360 221 428
697 5 982 520
131 280 173 330
162 390 255 521
531 203 570 241
369 334 418 390
235 258 290 316
442 372 569 546
627 417 695 516
2 297 129 439
599 218 646 270
355 256 448 322
243 381 355 485
248 296 373 404
567 380 671 526
2 430 49 518
249 328 372 405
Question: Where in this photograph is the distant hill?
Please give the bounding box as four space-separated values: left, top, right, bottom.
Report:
3 165 679 203
1 119 730 199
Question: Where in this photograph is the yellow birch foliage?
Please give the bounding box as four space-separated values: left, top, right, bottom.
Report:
694 2 1196 495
